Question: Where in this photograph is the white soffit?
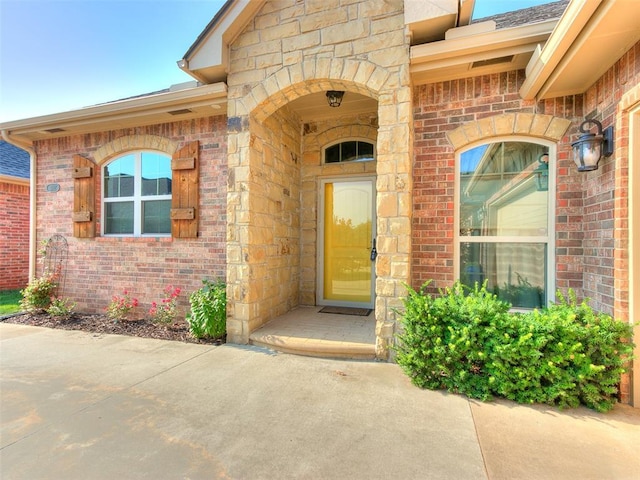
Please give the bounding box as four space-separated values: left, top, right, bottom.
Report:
404 0 475 45
0 83 228 143
521 0 640 100
410 20 557 85
179 0 265 84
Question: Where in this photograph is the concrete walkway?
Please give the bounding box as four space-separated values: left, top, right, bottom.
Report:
1 323 639 480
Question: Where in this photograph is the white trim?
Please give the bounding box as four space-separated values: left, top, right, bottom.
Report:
629 103 640 407
454 136 556 307
317 175 376 309
101 151 172 237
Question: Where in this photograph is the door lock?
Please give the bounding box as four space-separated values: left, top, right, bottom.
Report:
370 238 377 261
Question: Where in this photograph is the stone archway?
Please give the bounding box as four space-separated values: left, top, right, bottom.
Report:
225 56 413 360
93 135 179 165
446 113 572 150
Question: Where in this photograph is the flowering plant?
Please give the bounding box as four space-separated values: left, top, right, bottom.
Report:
47 297 76 319
105 289 138 322
149 286 181 324
20 270 59 312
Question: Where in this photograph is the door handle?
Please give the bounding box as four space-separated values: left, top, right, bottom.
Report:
370 238 377 261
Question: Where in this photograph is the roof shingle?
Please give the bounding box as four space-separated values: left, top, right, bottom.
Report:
473 1 570 29
0 141 30 179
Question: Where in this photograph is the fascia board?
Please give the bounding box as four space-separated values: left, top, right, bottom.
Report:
0 83 227 135
0 174 30 186
411 19 557 66
412 42 540 74
184 0 265 74
519 0 602 99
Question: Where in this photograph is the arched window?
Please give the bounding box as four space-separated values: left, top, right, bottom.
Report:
103 151 172 236
456 139 555 309
323 140 375 164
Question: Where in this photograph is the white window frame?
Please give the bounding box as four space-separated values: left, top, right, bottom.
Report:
454 136 556 308
102 150 172 237
322 138 376 164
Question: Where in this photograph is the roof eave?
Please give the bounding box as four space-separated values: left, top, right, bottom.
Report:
410 19 557 85
520 0 640 100
0 83 228 143
519 0 601 100
178 0 266 84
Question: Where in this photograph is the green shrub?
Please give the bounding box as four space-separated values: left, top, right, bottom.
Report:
395 281 634 412
47 297 76 319
187 280 226 340
20 272 58 313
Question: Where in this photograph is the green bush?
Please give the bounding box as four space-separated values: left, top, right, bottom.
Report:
47 297 76 319
395 281 634 412
187 280 226 340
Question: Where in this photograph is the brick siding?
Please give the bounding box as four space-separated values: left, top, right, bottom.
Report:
412 70 587 295
412 41 640 404
0 181 30 290
33 117 228 317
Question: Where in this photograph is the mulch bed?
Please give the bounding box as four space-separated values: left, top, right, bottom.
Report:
1 312 225 345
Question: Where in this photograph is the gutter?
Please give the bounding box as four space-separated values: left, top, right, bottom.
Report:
1 130 37 281
0 82 228 141
519 0 601 100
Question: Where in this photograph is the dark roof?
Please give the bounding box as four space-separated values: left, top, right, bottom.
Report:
473 1 570 29
0 141 30 179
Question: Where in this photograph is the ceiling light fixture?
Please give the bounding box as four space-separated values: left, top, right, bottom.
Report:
326 90 345 107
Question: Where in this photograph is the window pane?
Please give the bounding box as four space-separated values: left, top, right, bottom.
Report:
357 141 374 161
104 155 135 198
459 142 547 236
142 200 171 234
325 144 340 163
105 202 134 234
460 242 546 309
341 141 357 162
141 152 172 196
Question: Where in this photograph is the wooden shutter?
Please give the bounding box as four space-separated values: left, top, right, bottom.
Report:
171 141 199 238
72 155 95 238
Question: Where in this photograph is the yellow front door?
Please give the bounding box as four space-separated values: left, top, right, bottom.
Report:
320 178 375 307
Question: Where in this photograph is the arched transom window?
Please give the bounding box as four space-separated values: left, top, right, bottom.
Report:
323 140 375 164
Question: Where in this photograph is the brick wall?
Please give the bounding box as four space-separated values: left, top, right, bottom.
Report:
579 42 640 317
413 70 587 296
33 117 227 317
0 180 30 290
412 41 640 404
412 42 639 308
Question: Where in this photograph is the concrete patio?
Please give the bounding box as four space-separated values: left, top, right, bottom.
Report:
249 306 377 360
1 322 639 479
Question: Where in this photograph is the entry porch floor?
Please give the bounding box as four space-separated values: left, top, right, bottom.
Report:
249 306 377 360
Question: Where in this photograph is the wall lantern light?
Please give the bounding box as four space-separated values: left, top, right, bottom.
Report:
571 119 614 172
326 90 345 107
534 153 549 191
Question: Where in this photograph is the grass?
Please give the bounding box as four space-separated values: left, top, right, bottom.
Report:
0 289 23 315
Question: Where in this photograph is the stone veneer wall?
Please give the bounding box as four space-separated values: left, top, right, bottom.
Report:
224 0 412 357
33 117 228 316
300 115 378 305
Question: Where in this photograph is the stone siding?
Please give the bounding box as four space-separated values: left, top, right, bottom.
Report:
224 0 412 356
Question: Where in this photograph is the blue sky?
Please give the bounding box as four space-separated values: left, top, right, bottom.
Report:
0 0 552 123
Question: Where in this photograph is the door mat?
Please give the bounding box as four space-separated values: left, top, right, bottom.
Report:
319 306 372 316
